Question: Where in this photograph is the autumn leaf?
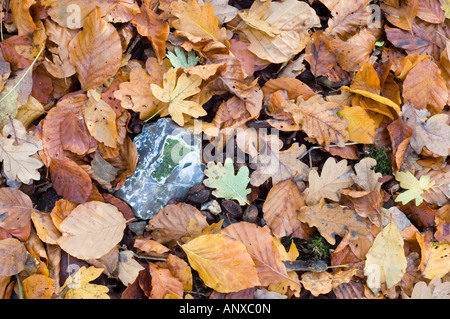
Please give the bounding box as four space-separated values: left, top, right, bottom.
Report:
0 187 33 231
62 266 110 299
0 238 28 276
148 262 183 299
299 200 372 245
283 94 349 149
68 8 122 91
180 233 261 293
22 274 55 299
304 157 354 206
10 0 38 36
56 201 126 260
364 221 407 295
151 67 206 126
203 157 251 205
0 119 43 184
249 134 310 187
337 105 376 144
395 171 435 206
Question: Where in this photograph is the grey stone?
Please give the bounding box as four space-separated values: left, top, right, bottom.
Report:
114 118 204 219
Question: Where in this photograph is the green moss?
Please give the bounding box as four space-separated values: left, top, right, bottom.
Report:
363 146 392 176
305 235 332 261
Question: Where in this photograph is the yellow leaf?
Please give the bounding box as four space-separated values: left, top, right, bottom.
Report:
151 68 206 126
84 93 118 148
395 171 435 206
180 233 260 293
340 86 401 115
22 274 55 299
63 266 110 299
16 96 46 129
364 222 407 295
338 105 376 144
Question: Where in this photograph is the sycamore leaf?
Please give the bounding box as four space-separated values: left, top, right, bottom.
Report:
0 119 43 184
180 233 261 293
167 47 198 70
150 67 206 126
364 222 407 295
203 157 251 205
304 157 354 206
56 201 126 260
395 171 435 206
283 94 349 149
62 266 110 299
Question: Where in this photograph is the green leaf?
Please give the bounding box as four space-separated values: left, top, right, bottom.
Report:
394 171 435 206
166 47 198 70
203 157 251 205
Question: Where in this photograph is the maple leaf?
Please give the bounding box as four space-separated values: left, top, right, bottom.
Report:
62 266 110 299
364 221 407 296
395 171 435 206
203 157 251 205
150 67 206 126
0 119 43 184
166 47 198 70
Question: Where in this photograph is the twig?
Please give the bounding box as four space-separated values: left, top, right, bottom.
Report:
132 252 167 262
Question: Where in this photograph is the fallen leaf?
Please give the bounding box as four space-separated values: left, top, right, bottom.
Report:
117 250 145 287
204 0 238 25
299 200 372 245
262 179 308 238
203 157 251 205
62 266 110 299
56 201 126 260
304 157 354 206
364 221 407 295
68 8 122 91
148 262 184 299
22 274 55 299
150 67 206 126
180 233 261 293
148 203 209 244
338 105 376 144
410 277 450 299
0 238 28 276
31 210 61 245
395 171 435 206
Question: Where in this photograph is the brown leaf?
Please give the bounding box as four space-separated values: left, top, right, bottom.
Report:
131 5 169 63
263 179 310 238
10 0 38 36
387 117 413 172
0 238 28 276
31 210 61 245
299 200 372 245
222 222 297 288
68 8 122 91
166 254 193 292
60 113 92 156
305 30 338 77
381 0 419 31
148 262 183 299
417 0 445 24
148 203 209 244
0 187 33 231
250 135 310 187
49 157 93 204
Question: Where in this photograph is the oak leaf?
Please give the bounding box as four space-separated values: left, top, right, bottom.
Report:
0 119 43 184
364 221 407 295
304 157 354 206
402 103 450 157
68 8 122 91
203 157 251 205
151 67 206 126
180 233 261 293
56 201 126 260
299 200 372 245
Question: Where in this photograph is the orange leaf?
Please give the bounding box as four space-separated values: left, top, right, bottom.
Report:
68 8 122 91
0 187 33 231
0 238 28 276
60 113 93 156
148 262 183 299
22 274 55 299
49 157 93 204
10 0 38 36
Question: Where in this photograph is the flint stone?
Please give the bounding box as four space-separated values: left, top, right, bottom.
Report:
115 118 204 219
